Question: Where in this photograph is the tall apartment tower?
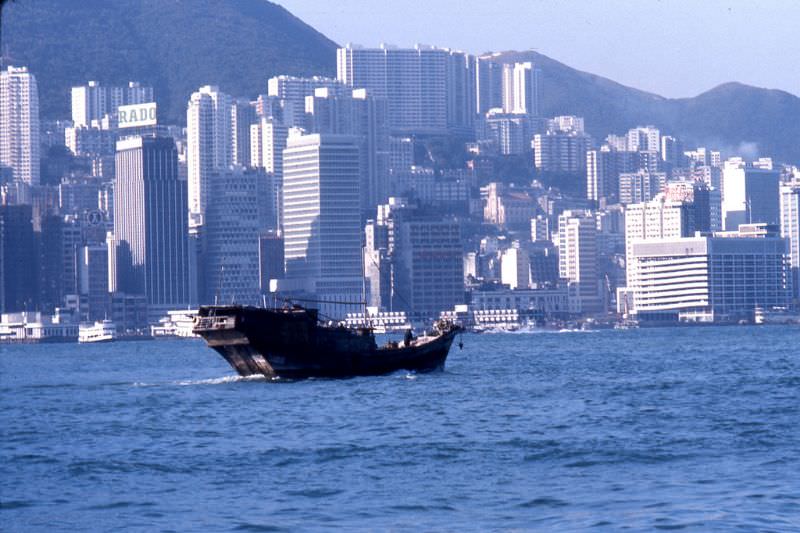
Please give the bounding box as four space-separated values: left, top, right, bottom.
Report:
1 66 40 186
558 210 601 313
501 62 541 116
113 136 193 318
475 56 503 114
337 44 474 135
250 117 289 230
780 180 800 300
231 97 257 167
279 133 363 318
186 85 233 219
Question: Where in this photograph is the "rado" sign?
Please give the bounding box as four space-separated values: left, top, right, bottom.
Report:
118 102 157 129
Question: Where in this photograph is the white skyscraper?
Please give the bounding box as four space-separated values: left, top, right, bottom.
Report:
279 133 363 317
186 85 232 219
558 210 601 313
250 117 288 229
511 62 541 116
780 180 800 300
1 66 40 186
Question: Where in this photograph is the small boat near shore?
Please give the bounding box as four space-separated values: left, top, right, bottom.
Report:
78 320 117 343
193 305 461 379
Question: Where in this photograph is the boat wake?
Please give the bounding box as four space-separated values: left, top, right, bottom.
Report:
133 374 268 387
480 326 601 335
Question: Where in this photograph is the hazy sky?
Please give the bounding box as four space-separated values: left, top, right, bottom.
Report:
275 0 799 98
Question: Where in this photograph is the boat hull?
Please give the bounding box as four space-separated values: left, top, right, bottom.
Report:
194 306 459 379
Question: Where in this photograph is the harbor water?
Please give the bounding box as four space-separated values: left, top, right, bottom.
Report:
1 326 799 530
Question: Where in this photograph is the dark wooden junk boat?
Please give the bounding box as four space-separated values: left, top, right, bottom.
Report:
193 305 461 379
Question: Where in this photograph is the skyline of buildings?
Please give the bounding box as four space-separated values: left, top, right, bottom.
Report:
1 37 799 334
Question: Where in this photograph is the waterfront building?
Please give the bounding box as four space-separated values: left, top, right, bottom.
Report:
628 224 792 322
113 136 193 319
0 66 40 186
624 195 695 288
780 180 800 301
0 204 37 313
201 167 265 305
77 244 109 321
278 133 363 318
558 210 602 313
500 243 530 290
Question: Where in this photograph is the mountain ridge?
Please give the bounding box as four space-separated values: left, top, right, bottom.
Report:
3 0 798 163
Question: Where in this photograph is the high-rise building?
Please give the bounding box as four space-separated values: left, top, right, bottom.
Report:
625 126 660 152
71 80 154 127
721 159 780 230
619 170 667 205
780 180 800 301
628 225 791 322
231 97 257 167
0 204 38 312
1 66 40 186
267 75 345 127
250 118 289 229
501 243 530 289
77 244 109 321
279 133 363 317
337 44 474 135
475 55 503 114
113 136 193 318
533 130 592 174
306 88 390 213
624 195 696 288
558 210 601 313
586 147 639 204
660 135 684 167
365 200 464 317
201 167 265 305
186 85 232 219
501 62 541 116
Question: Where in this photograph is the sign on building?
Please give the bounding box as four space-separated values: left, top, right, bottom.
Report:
117 102 157 129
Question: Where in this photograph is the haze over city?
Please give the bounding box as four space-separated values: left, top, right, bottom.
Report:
276 0 800 98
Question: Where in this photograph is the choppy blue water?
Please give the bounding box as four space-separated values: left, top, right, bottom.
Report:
1 326 799 531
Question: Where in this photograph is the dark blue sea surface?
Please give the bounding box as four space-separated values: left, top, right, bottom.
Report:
2 326 799 531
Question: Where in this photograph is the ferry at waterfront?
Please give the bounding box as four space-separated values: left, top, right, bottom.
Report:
78 320 117 343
